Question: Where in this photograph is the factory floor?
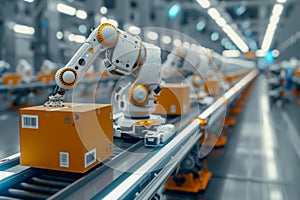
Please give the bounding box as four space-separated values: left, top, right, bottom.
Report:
0 76 300 200
164 75 300 200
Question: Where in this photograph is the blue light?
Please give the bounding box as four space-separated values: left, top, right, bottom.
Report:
168 4 180 19
211 32 219 42
42 20 48 28
264 50 274 64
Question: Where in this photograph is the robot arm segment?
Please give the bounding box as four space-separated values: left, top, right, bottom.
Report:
54 23 119 90
44 23 120 106
45 23 151 107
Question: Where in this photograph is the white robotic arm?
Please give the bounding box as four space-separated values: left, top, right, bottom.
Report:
40 59 58 73
45 23 162 111
16 59 33 84
162 47 210 94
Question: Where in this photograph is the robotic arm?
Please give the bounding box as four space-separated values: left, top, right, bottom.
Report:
40 59 58 74
45 23 162 113
16 59 33 84
162 47 210 96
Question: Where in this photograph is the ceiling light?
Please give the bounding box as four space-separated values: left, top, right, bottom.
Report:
272 49 280 57
168 4 181 19
56 31 63 40
78 25 87 34
107 19 118 27
173 39 182 47
277 0 287 3
147 31 158 41
272 4 284 15
222 25 232 34
57 3 76 16
261 3 285 51
225 41 232 49
226 30 249 52
256 50 267 57
162 35 171 44
221 38 229 46
234 5 246 16
195 0 210 9
270 15 280 24
207 12 249 53
68 33 75 42
241 21 251 29
68 33 86 43
196 20 207 31
13 24 35 35
191 44 198 50
261 29 275 51
215 18 226 27
23 0 34 3
100 17 108 24
210 32 219 41
267 24 276 33
74 35 86 43
100 17 118 27
128 25 141 35
100 6 108 15
207 8 221 20
183 41 190 48
222 50 241 58
76 10 87 20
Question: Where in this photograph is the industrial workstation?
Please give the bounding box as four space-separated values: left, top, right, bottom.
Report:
0 0 300 199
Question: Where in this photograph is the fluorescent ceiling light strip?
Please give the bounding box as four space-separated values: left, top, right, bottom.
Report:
76 10 87 19
256 49 267 57
13 24 35 35
222 50 241 57
261 3 284 51
272 4 284 15
208 11 248 52
270 15 280 24
216 18 226 27
223 25 249 52
207 8 220 20
277 0 287 3
195 0 211 9
57 3 76 16
195 1 249 52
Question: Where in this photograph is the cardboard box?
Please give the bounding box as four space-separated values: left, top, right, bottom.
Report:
37 72 55 85
20 103 113 173
2 73 21 86
204 79 220 96
155 83 190 115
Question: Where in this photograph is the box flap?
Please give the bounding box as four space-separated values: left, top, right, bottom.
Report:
21 103 111 113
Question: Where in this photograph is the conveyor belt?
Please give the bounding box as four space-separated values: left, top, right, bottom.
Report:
0 70 259 200
0 138 141 200
0 104 199 200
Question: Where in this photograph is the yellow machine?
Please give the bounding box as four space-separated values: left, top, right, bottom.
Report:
165 144 211 192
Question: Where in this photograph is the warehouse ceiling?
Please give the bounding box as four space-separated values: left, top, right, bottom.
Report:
0 0 299 66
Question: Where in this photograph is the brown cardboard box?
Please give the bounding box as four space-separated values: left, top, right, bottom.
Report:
2 73 21 86
37 72 55 85
155 83 190 115
204 79 220 96
20 103 113 173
